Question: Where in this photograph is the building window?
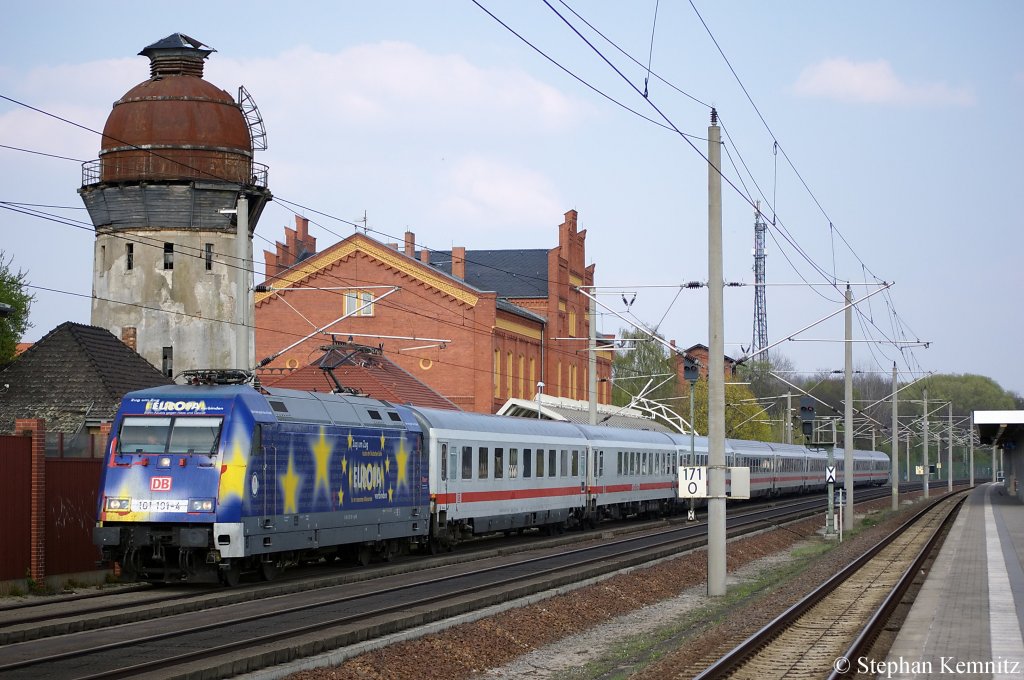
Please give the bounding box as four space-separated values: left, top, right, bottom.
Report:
163 242 174 270
518 355 525 398
530 357 536 394
161 346 173 378
507 351 513 398
568 310 577 337
493 349 500 398
126 243 134 271
205 243 213 271
344 290 374 316
99 245 106 275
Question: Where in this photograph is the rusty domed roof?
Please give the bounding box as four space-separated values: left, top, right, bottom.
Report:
98 34 252 184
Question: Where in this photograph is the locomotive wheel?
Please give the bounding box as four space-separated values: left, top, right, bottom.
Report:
259 560 278 581
220 564 241 587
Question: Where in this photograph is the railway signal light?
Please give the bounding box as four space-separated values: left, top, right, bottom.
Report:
799 397 815 439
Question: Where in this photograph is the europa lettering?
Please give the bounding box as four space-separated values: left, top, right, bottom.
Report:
144 399 207 413
352 462 385 492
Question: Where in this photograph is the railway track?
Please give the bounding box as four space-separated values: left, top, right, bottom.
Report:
693 490 967 679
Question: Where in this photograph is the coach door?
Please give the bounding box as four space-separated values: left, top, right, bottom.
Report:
439 441 456 510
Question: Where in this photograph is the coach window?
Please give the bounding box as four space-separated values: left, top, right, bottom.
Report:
509 448 518 478
597 450 604 477
462 446 473 479
494 448 503 479
616 451 622 475
571 450 579 476
536 448 545 477
523 448 532 477
478 447 489 479
441 443 448 480
548 449 556 477
560 450 568 477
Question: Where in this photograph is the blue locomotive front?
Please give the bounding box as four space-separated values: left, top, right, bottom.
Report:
94 384 429 584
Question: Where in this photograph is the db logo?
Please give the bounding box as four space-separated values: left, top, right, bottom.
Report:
150 477 172 492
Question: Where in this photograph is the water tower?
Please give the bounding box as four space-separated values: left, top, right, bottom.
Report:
80 33 271 376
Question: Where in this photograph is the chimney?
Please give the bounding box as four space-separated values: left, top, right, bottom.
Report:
295 215 309 240
386 243 399 250
404 231 416 257
452 246 466 279
121 326 137 351
420 249 430 265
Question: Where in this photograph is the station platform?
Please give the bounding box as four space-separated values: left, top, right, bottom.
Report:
881 483 1024 678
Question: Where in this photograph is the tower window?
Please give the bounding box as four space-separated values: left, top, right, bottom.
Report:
162 346 173 378
163 243 174 270
126 243 134 271
205 243 213 271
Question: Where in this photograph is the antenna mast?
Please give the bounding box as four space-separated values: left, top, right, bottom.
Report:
752 200 768 353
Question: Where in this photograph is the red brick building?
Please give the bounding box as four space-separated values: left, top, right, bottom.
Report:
671 342 738 383
254 210 612 414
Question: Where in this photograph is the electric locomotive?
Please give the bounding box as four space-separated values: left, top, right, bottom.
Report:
94 376 428 584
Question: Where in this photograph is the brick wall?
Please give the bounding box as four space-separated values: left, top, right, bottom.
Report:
16 418 45 583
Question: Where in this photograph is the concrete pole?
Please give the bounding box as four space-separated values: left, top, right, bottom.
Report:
707 109 726 597
234 194 251 371
891 362 899 511
969 413 974 487
922 388 929 499
947 402 953 493
844 285 854 531
785 392 792 445
588 291 597 426
905 431 910 483
993 445 998 483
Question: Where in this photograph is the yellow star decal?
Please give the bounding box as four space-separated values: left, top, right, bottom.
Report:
279 453 302 514
380 433 386 450
341 456 348 475
388 485 394 502
394 439 409 488
218 435 249 502
311 428 333 501
347 432 354 449
337 486 345 505
385 457 391 475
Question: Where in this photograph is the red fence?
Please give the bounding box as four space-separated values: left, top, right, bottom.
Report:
45 458 102 575
0 431 104 582
0 435 31 581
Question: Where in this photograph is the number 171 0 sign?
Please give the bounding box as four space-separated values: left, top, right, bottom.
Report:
678 466 707 498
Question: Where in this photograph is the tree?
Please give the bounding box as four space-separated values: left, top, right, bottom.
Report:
685 378 776 441
610 326 679 408
0 251 33 363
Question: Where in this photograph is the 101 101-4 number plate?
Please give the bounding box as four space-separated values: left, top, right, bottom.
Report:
131 498 189 513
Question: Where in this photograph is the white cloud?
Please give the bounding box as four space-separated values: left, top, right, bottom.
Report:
793 58 974 107
211 41 581 134
436 155 563 232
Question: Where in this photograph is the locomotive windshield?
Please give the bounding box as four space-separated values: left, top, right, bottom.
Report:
120 416 223 455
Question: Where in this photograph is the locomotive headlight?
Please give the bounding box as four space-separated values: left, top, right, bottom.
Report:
188 498 216 512
105 497 131 512
157 456 172 469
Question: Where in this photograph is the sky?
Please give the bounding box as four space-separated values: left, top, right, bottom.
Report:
2 1 1023 397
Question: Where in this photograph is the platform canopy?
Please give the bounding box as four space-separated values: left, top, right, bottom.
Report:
974 410 1024 446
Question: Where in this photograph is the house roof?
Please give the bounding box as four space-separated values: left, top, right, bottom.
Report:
496 396 672 432
427 249 550 298
257 232 547 325
0 322 171 433
260 350 460 411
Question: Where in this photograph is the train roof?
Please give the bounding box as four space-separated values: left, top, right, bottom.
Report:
572 424 676 445
262 387 416 429
408 406 587 439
